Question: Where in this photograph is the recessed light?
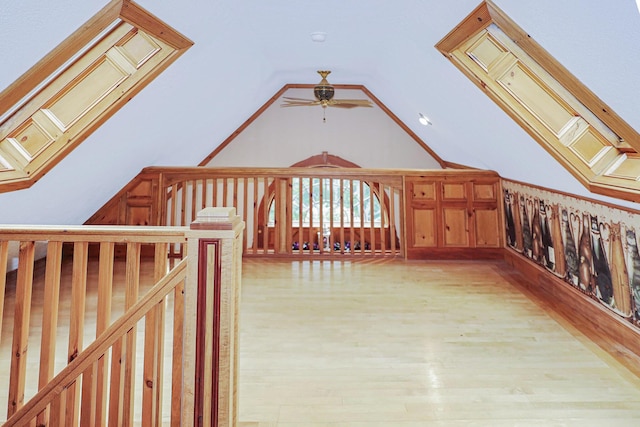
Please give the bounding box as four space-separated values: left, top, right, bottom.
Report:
311 32 327 42
418 113 432 126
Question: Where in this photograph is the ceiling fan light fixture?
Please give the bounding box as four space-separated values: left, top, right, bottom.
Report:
418 113 432 126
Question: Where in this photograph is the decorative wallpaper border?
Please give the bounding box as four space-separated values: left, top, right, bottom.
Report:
502 179 640 329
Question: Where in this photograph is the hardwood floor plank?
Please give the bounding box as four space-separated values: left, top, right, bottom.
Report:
238 259 640 426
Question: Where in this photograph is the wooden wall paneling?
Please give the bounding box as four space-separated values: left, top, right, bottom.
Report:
37 241 63 427
66 241 89 426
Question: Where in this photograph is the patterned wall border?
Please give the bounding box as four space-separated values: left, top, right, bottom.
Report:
502 179 640 329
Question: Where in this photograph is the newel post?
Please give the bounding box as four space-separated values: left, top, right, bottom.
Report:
182 207 244 427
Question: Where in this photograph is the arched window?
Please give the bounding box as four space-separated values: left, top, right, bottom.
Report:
267 178 384 227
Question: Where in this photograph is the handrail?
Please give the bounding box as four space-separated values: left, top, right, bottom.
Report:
2 258 187 426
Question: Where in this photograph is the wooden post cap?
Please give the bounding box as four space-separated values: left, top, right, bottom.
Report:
190 207 238 230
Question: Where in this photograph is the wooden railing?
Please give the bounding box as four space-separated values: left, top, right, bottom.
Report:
88 167 408 258
0 208 244 427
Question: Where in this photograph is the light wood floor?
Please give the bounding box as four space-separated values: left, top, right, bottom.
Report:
238 258 640 426
3 257 640 425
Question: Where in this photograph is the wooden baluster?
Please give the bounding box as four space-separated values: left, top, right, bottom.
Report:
223 177 229 208
168 184 176 227
262 177 269 253
201 179 207 212
180 184 187 229
243 177 249 254
93 241 114 427
37 241 63 426
171 279 185 426
286 177 292 254
298 178 303 255
252 178 258 255
66 241 88 426
123 242 141 427
142 243 168 427
389 188 397 257
309 178 315 255
49 388 66 427
8 241 35 418
191 180 198 223
329 178 334 256
0 241 8 345
369 182 376 256
80 361 98 427
319 177 324 255
359 180 365 256
349 180 355 256
212 177 218 207
109 337 125 426
233 177 239 212
380 183 387 255
339 179 345 255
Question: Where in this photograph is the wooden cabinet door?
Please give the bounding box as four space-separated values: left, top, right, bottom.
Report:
474 207 501 247
412 208 437 247
443 207 469 247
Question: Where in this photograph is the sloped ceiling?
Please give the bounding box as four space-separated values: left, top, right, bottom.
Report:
0 0 638 224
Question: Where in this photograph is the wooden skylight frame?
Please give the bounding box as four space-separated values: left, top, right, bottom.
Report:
436 0 640 202
0 0 193 193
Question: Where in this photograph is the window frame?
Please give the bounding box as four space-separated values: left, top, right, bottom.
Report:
435 0 640 202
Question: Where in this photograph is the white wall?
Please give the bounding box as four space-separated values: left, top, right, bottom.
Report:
206 89 442 169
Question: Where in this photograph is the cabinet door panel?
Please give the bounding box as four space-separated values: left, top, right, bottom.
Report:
412 182 436 201
474 207 500 247
473 182 497 201
443 207 469 246
412 208 437 247
442 182 467 201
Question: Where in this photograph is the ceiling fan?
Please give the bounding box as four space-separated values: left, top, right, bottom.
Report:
281 71 374 112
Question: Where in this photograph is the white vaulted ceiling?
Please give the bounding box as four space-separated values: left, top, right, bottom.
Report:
0 0 639 224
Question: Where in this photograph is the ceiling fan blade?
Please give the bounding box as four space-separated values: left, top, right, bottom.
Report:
281 100 322 107
282 96 317 102
331 99 374 107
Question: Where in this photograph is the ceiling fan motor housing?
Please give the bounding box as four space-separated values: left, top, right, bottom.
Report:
314 84 334 101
